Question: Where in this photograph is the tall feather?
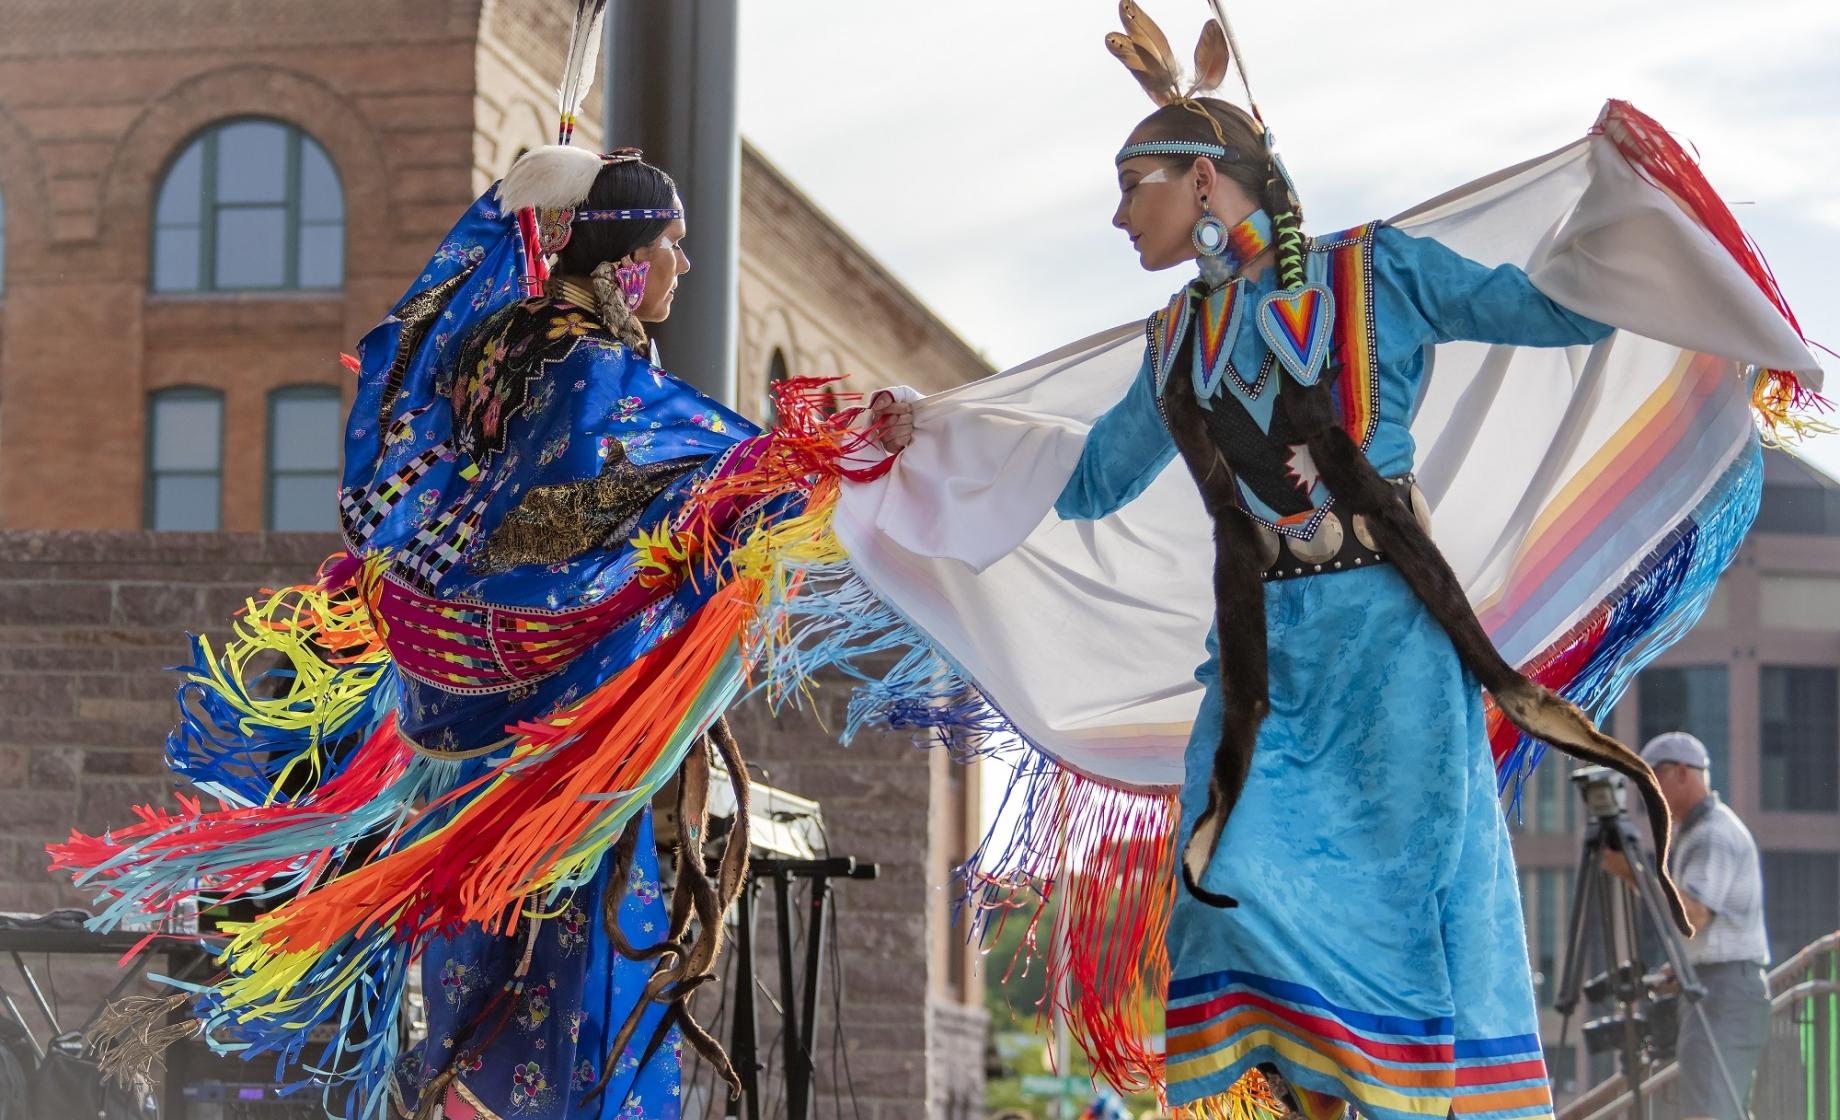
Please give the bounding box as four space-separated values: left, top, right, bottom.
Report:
1119 1 1177 79
1189 19 1230 96
1106 32 1179 106
556 0 611 145
1204 0 1260 121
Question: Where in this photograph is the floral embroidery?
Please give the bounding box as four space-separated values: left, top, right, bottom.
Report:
690 412 728 434
557 904 590 956
509 1061 554 1113
628 862 660 908
516 975 555 1032
415 490 442 522
546 312 597 341
567 1009 587 1045
615 395 644 423
538 433 571 467
526 378 557 418
440 959 475 1008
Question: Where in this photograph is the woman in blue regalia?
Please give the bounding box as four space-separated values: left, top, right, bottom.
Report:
54 12 838 1115
382 147 727 1120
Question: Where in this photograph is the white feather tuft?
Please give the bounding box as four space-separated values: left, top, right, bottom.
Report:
497 145 604 212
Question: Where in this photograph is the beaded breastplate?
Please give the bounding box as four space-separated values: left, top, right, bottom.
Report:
1146 222 1380 539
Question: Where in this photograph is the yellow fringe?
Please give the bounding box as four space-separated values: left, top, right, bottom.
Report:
1170 1070 1296 1120
190 574 390 805
1752 367 1835 448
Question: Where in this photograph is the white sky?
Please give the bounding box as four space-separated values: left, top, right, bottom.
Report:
737 0 1840 469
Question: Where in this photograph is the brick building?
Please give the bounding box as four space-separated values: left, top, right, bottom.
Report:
1512 451 1840 1099
0 2 989 1115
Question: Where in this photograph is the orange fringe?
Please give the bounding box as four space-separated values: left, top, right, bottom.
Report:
228 579 759 955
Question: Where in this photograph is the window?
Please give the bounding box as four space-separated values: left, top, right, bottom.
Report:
764 348 791 426
1510 752 1580 835
152 119 344 293
1759 666 1840 812
267 385 343 531
1519 868 1575 1009
1762 851 1838 962
1752 484 1840 536
1638 666 1731 795
146 388 223 530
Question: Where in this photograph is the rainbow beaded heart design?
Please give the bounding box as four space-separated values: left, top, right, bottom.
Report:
1256 283 1335 386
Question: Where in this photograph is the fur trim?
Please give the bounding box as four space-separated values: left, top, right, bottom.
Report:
498 145 603 213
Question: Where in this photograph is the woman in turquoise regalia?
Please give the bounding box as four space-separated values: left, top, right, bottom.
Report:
1058 95 1605 1119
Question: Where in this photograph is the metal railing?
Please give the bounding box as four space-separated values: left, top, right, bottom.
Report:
1558 931 1840 1120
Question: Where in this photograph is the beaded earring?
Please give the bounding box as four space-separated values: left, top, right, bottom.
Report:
1193 194 1232 285
613 259 649 311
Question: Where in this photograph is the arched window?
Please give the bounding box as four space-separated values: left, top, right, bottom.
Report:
152 119 344 293
267 385 343 531
146 387 224 530
764 347 791 425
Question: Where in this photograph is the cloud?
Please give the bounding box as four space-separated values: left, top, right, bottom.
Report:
739 0 1840 459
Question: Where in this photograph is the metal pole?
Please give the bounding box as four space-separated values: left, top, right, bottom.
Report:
603 0 742 407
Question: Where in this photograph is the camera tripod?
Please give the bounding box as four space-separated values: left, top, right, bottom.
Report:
1552 770 1749 1120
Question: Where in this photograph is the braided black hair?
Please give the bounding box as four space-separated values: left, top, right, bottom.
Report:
553 157 678 275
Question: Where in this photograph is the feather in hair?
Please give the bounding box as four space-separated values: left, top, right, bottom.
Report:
498 145 604 213
556 0 610 144
1204 0 1261 119
1189 19 1230 96
1106 32 1179 106
1119 0 1177 79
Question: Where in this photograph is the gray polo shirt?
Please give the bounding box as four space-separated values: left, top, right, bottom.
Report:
1669 792 1770 966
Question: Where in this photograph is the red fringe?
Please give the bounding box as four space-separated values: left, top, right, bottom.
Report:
1598 101 1828 428
47 716 416 909
973 768 1178 1097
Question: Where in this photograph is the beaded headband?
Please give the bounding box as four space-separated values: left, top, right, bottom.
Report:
1116 139 1242 166
575 208 683 223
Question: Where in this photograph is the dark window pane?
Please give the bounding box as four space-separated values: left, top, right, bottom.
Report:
270 473 338 531
1760 666 1840 812
298 140 343 222
271 392 342 471
297 222 344 289
1638 666 1731 795
1762 851 1837 962
214 206 288 288
151 395 222 471
214 121 288 204
1752 484 1840 536
152 228 201 292
151 475 220 531
156 142 204 225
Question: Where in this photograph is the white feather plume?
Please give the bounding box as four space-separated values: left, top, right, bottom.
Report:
497 145 603 212
557 0 610 125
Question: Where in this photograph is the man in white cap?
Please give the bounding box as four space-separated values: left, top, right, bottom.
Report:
1604 731 1770 1120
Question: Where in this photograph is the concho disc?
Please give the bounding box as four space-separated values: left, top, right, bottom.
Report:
1287 514 1344 565
1351 514 1377 551
1409 484 1434 533
1253 522 1283 570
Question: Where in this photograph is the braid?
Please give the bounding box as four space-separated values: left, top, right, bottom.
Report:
1261 157 1307 291
588 260 649 353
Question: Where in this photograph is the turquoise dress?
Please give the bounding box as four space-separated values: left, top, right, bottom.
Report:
1056 226 1610 1120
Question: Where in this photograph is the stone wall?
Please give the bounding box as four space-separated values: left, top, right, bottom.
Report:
0 530 954 1114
